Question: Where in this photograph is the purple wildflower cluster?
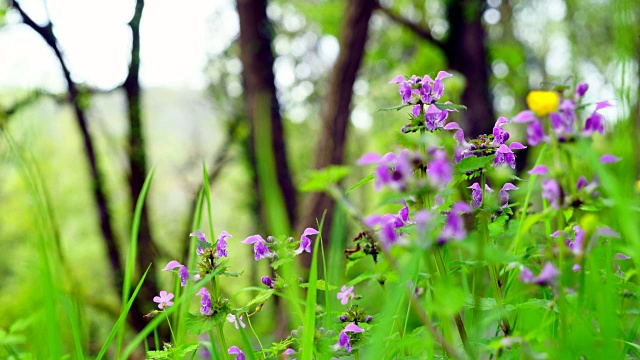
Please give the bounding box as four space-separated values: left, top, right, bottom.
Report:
444 116 527 168
512 84 612 144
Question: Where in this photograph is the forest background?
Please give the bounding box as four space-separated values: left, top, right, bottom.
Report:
0 0 638 357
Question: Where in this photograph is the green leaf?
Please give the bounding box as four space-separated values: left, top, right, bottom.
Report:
489 215 508 239
175 343 201 357
454 155 496 175
345 173 374 194
245 289 275 309
271 256 294 270
377 103 412 112
185 311 228 335
299 166 350 192
433 102 467 111
146 349 171 359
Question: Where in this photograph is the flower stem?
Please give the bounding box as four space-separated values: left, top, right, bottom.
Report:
212 278 230 360
480 171 511 336
433 247 474 358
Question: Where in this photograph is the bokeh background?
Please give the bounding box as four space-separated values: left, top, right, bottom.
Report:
0 0 638 356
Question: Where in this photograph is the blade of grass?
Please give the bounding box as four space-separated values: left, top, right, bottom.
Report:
119 261 229 359
4 132 63 358
116 166 156 354
300 213 325 360
96 265 152 360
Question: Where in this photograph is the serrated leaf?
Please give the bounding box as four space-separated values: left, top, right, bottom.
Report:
271 256 293 270
185 311 228 335
377 104 412 112
345 173 374 194
454 155 496 175
434 102 467 111
299 166 350 192
489 215 508 239
175 342 201 357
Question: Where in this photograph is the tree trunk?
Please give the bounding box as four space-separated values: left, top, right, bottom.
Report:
445 0 495 137
236 0 299 338
236 0 298 234
122 0 163 338
296 0 376 248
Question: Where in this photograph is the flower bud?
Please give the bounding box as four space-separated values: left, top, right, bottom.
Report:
339 315 348 322
364 316 373 323
261 276 274 288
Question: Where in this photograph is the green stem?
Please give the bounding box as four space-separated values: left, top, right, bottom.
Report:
433 248 474 358
212 279 230 360
480 172 511 336
246 315 264 351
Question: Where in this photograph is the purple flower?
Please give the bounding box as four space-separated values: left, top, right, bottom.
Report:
294 227 319 255
337 285 355 305
492 117 511 145
153 290 174 309
582 101 612 136
437 201 470 245
574 82 589 98
520 262 560 287
468 182 493 208
334 323 365 353
227 314 246 329
534 262 560 286
499 183 518 208
576 176 588 191
519 267 534 283
549 99 577 136
542 179 561 209
216 231 231 258
600 154 621 164
494 144 516 168
228 346 245 360
196 287 212 316
426 149 453 187
567 225 586 256
283 348 296 359
357 150 414 191
163 260 189 287
528 165 548 176
427 71 453 101
512 110 549 146
242 235 273 260
261 275 274 288
190 229 208 255
425 104 450 130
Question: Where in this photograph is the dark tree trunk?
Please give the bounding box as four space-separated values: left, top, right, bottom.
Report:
236 0 299 338
297 0 376 247
12 0 124 298
122 0 163 339
236 0 298 233
445 0 495 137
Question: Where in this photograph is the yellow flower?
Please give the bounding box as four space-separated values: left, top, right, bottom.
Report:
526 90 560 117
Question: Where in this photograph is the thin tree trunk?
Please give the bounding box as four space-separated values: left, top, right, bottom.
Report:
122 0 163 337
12 1 124 292
236 0 298 338
297 0 376 247
236 0 298 232
445 0 495 137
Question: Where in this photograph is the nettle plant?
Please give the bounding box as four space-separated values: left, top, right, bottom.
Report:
144 72 632 360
